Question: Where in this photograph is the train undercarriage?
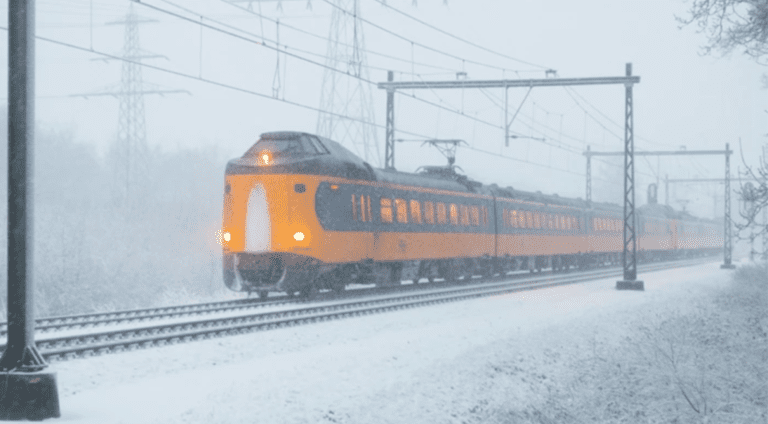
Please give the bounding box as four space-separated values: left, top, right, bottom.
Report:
224 248 721 298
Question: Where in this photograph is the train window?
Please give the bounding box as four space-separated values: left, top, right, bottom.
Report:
460 205 469 226
533 213 540 229
395 199 408 223
470 206 480 226
520 211 527 228
380 198 393 223
360 195 366 222
502 208 509 227
410 200 422 224
527 211 535 228
554 215 560 230
352 195 357 221
510 210 518 228
437 203 447 224
366 196 371 223
450 204 459 226
424 201 435 224
483 206 488 226
566 215 572 230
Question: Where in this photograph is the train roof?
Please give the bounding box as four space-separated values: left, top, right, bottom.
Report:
232 132 718 223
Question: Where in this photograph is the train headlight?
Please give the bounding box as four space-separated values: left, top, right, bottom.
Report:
223 232 231 242
294 232 305 241
258 150 272 165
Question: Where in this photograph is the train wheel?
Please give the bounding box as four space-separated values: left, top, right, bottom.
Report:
299 285 318 300
258 290 269 299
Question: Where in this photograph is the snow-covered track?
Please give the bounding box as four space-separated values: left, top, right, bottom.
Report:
0 296 297 337
0 258 713 363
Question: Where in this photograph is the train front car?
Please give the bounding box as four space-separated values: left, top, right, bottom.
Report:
221 131 375 297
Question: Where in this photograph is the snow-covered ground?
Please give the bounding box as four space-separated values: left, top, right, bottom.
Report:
46 261 731 423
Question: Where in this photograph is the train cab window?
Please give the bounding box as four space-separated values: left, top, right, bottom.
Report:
410 200 423 224
395 199 408 223
449 204 459 226
424 201 435 224
244 134 326 160
437 203 447 224
460 205 470 226
380 198 393 223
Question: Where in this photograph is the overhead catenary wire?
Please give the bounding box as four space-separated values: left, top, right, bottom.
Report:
221 0 462 74
373 0 549 69
134 0 512 134
2 24 600 182
318 0 537 73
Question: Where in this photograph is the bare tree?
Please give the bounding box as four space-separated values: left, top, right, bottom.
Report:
678 0 768 64
735 144 768 259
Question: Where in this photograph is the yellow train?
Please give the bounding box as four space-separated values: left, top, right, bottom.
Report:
221 131 723 297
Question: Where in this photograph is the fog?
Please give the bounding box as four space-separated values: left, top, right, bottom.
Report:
0 0 765 316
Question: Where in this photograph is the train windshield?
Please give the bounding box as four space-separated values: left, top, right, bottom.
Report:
244 134 327 159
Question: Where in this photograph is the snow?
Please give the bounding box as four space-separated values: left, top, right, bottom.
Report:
45 261 730 423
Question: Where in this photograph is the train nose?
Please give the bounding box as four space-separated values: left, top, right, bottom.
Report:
245 184 271 252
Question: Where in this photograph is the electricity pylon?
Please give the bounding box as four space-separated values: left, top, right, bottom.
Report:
80 4 185 200
316 0 381 166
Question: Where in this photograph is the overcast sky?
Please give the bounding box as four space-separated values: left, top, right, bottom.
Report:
0 0 764 218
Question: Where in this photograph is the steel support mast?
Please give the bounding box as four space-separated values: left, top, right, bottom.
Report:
385 70 395 169
616 64 643 290
0 0 60 419
585 146 736 269
721 143 735 269
378 68 639 170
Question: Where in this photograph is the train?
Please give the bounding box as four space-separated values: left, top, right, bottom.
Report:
220 131 723 297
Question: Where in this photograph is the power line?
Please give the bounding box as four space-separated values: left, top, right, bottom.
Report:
221 0 462 74
136 0 512 133
319 0 527 73
373 0 548 69
564 86 667 149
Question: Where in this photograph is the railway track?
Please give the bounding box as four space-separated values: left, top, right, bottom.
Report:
0 259 651 336
0 257 715 363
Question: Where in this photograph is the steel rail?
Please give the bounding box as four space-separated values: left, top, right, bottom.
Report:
0 257 713 363
0 297 296 336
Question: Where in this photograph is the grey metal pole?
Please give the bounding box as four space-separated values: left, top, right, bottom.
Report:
504 85 508 147
0 0 60 419
1 0 41 373
585 145 591 205
721 143 735 269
